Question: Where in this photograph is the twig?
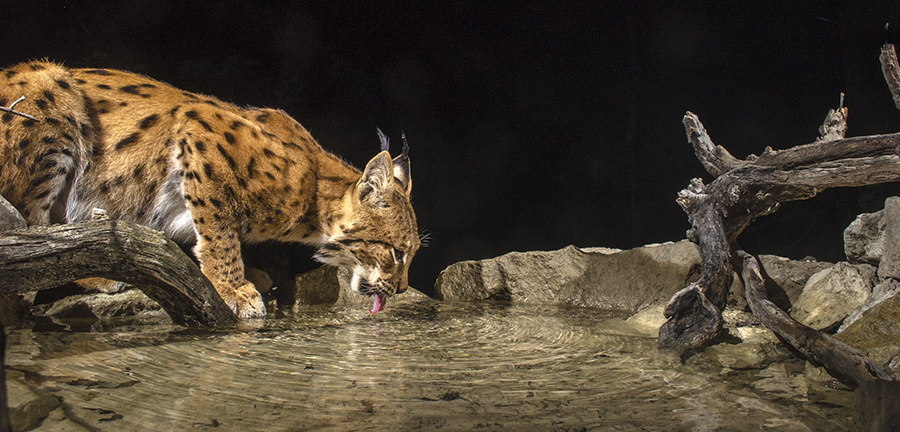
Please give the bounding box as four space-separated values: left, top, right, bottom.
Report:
0 96 39 121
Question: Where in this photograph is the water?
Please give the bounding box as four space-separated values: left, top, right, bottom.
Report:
5 301 854 431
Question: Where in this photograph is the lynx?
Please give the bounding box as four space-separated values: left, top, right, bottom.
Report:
0 60 419 318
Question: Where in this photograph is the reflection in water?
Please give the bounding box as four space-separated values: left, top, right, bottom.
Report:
6 302 852 431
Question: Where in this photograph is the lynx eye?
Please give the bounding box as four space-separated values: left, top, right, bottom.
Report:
391 247 404 263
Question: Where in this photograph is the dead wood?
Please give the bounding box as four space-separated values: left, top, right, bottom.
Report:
658 178 732 350
0 201 237 327
738 250 891 388
659 43 900 387
660 113 900 353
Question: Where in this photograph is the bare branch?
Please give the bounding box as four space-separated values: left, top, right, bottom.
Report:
683 111 746 177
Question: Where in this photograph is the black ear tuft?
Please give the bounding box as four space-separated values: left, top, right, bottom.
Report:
401 131 409 158
393 132 411 196
377 128 390 152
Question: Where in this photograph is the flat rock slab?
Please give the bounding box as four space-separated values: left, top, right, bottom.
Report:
434 240 702 314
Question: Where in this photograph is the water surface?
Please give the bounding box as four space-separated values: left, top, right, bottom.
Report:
6 301 853 431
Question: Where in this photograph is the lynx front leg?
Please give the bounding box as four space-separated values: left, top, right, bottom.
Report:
192 224 266 318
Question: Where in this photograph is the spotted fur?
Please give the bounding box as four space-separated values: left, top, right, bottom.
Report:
0 60 419 318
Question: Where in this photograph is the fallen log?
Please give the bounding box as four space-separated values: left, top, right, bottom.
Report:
0 204 237 327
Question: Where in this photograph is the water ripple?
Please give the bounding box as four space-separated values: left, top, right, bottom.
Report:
6 302 852 431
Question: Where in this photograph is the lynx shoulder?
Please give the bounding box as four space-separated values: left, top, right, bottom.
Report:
0 60 419 318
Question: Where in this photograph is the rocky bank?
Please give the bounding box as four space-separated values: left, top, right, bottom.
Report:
433 197 900 380
5 197 900 429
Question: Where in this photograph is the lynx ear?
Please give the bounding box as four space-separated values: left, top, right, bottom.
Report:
375 129 412 196
357 151 394 207
392 132 411 196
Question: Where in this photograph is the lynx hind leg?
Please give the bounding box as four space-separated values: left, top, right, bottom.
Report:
191 224 265 318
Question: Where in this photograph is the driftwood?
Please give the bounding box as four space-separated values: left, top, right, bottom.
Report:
660 43 900 355
0 205 237 327
659 115 900 351
738 250 891 387
881 43 900 111
660 44 900 391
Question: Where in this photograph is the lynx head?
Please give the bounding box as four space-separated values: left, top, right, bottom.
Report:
314 131 419 313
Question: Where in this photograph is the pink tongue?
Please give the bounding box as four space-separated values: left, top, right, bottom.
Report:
369 294 387 314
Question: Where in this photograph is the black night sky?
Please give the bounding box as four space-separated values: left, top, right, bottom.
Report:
4 1 900 295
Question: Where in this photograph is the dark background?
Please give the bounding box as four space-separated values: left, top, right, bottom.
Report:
4 1 900 296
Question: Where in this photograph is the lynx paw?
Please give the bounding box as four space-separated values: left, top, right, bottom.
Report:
222 283 267 319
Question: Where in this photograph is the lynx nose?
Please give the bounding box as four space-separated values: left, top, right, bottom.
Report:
396 278 408 294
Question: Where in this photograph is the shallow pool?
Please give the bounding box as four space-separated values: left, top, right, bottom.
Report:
5 301 853 431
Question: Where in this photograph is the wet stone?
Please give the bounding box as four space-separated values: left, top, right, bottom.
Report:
791 262 876 331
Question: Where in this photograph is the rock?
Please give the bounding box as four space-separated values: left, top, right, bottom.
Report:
291 266 431 312
39 289 164 320
790 262 876 331
624 304 667 338
877 197 900 279
434 241 702 314
804 361 844 388
839 279 900 332
756 255 834 311
836 293 900 380
0 194 26 232
292 266 341 306
5 370 61 432
245 267 273 295
707 340 791 370
844 203 888 266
